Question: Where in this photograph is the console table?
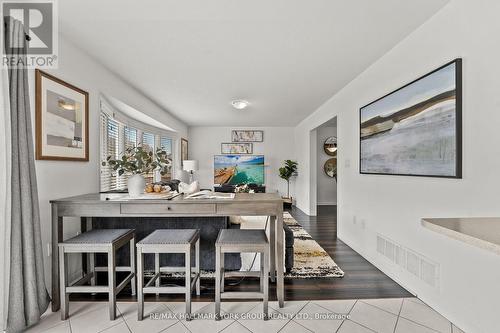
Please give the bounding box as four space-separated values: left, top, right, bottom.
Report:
50 192 285 312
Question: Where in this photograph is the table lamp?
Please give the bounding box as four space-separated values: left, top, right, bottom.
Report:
183 160 198 183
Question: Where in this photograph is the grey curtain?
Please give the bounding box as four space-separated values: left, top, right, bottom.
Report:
4 17 50 333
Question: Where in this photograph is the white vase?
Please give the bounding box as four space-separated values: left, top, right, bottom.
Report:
128 174 145 197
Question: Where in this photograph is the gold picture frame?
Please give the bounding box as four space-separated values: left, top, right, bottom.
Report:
35 70 89 161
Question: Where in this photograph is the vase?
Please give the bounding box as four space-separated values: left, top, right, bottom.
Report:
128 174 145 197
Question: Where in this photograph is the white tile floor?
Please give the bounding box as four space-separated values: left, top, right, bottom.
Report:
25 298 466 333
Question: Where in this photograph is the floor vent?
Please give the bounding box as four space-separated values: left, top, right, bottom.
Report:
376 234 439 289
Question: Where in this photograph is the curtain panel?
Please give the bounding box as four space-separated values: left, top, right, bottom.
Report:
4 17 50 333
0 32 12 333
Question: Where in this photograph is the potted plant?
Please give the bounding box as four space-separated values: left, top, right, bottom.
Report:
279 160 298 199
102 146 171 197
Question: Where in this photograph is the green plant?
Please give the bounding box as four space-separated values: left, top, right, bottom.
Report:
102 146 172 177
279 159 298 198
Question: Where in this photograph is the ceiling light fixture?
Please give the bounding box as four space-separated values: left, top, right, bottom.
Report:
231 100 249 110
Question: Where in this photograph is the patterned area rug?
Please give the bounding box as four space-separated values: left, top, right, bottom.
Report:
283 212 344 278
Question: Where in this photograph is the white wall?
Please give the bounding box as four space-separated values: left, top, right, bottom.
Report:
294 1 500 332
188 127 295 197
31 35 188 290
316 125 337 205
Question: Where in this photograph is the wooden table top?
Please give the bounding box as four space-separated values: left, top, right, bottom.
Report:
51 192 283 204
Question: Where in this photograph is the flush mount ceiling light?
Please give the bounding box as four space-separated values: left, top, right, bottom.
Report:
231 100 249 110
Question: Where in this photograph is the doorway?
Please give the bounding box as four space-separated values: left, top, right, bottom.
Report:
312 116 337 237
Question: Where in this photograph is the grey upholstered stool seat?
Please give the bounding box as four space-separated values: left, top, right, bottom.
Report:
136 229 200 321
58 229 136 321
216 229 268 245
139 229 199 245
215 229 269 321
64 229 133 244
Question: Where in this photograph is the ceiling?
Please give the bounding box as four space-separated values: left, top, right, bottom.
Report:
59 0 448 127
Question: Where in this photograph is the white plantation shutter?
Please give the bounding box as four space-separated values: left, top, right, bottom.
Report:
100 113 120 191
124 127 138 150
160 137 173 181
142 132 155 152
160 137 172 155
115 123 128 190
100 99 174 192
141 132 155 183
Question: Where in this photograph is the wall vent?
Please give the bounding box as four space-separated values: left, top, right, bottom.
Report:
376 234 439 289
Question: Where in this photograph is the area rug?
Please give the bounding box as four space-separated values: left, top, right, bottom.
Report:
150 212 344 279
282 212 344 278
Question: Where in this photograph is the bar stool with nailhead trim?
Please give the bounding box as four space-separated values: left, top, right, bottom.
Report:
58 228 136 320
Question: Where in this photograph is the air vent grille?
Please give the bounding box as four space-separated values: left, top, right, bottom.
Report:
376 234 439 288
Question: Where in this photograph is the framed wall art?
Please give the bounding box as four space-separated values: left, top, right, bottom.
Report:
181 138 188 165
360 59 462 178
231 130 264 142
35 70 89 161
221 142 253 154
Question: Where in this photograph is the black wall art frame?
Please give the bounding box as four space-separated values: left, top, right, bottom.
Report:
359 59 462 178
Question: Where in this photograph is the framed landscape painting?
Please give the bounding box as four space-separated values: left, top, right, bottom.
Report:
35 70 89 161
360 59 462 178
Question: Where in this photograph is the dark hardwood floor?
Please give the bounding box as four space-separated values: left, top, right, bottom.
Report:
72 205 411 302
285 205 411 300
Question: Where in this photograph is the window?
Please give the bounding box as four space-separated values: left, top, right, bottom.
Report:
124 127 138 150
142 132 155 152
160 137 173 181
100 101 174 192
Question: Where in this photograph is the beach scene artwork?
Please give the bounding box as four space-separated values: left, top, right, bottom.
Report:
360 60 461 177
214 155 265 185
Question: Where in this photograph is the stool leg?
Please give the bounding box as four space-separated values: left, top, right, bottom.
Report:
263 249 269 321
155 253 160 296
260 252 264 293
130 235 136 296
215 246 221 321
108 249 116 320
137 248 144 321
270 216 276 283
89 253 96 287
195 239 200 296
185 249 191 321
59 247 69 320
220 252 225 293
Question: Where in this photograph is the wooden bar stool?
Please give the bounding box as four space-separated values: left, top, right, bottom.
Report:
215 229 269 320
58 229 136 320
136 229 200 321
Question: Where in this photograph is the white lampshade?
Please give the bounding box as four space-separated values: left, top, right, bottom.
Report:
183 160 198 172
